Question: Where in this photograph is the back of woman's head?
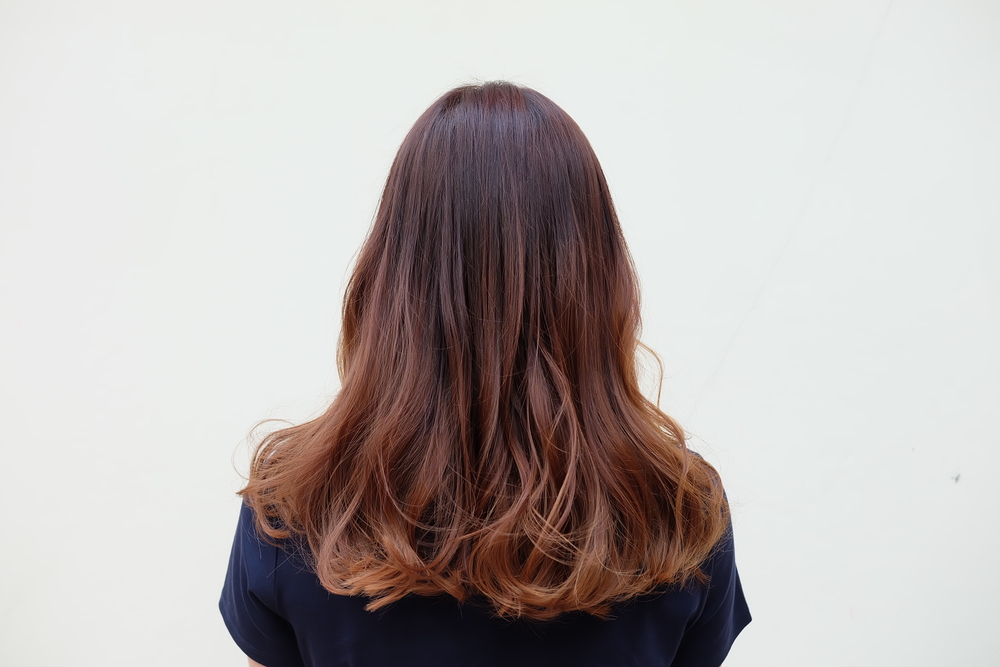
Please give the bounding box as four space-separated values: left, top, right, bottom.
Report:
244 81 728 620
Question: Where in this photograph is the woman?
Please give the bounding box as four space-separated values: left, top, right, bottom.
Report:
221 81 750 667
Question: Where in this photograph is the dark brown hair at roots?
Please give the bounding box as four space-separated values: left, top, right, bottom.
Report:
242 81 728 620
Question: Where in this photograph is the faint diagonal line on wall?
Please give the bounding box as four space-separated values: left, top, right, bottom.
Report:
692 0 897 411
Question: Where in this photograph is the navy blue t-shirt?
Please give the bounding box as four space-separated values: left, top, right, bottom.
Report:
220 502 750 667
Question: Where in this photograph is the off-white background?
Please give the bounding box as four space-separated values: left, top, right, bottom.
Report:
1 1 998 665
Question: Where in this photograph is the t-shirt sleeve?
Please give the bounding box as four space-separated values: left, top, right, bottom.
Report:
219 502 306 667
670 523 752 667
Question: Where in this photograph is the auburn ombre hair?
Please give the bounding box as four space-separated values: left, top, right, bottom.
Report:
242 81 728 620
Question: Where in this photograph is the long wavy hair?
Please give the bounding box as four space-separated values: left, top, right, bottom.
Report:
242 81 728 620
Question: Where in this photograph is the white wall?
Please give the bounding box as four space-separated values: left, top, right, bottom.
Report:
1 1 997 665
